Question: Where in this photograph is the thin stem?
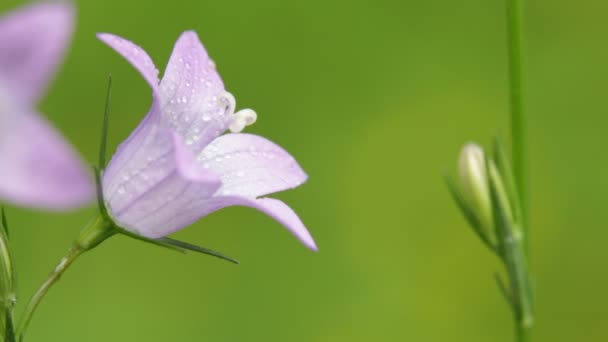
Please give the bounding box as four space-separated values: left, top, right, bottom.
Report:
515 316 531 342
502 230 534 342
16 215 115 341
15 246 83 341
506 0 527 232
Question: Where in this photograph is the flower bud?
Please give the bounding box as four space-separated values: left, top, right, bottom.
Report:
458 143 494 237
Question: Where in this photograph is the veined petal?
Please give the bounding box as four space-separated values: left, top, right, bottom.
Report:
140 195 317 250
97 33 160 102
98 33 163 182
199 133 307 198
104 129 221 237
0 2 74 103
0 106 93 209
159 31 231 151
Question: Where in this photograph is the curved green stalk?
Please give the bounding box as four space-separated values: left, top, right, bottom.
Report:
15 216 115 342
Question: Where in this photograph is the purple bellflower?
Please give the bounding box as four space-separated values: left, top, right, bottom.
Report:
98 32 317 250
0 2 93 209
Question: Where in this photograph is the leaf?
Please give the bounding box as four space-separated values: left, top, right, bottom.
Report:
158 237 239 265
4 308 14 342
116 228 186 254
444 173 496 253
99 75 113 169
0 208 15 342
494 272 514 309
1 207 8 240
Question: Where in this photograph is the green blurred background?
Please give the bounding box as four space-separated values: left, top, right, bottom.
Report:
2 0 608 341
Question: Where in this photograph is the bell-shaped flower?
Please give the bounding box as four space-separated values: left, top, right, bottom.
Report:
0 2 93 209
98 31 317 250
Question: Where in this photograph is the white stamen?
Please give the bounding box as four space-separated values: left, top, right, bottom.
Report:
229 108 257 133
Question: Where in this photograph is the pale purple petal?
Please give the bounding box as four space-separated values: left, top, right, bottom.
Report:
199 133 307 197
104 128 221 236
97 33 160 101
159 31 232 151
0 2 74 102
98 33 163 184
139 195 317 250
0 105 92 209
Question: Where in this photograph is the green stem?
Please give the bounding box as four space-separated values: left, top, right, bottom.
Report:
489 162 533 342
503 228 533 342
16 215 115 341
516 322 531 342
506 0 527 231
15 246 83 341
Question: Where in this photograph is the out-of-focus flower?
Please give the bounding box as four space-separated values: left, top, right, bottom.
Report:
98 31 316 250
0 2 93 209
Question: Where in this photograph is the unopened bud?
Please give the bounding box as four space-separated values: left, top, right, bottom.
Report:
458 143 493 235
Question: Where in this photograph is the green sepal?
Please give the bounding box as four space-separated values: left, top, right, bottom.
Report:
115 227 239 265
492 138 523 226
93 167 108 218
444 173 497 253
158 237 239 264
115 227 185 254
99 75 112 170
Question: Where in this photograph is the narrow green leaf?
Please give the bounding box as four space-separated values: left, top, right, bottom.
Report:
1 207 8 240
0 208 15 342
444 174 496 253
158 237 239 264
4 309 15 342
494 272 514 309
116 228 186 254
99 75 113 169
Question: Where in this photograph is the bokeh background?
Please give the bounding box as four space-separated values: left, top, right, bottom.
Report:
1 0 608 341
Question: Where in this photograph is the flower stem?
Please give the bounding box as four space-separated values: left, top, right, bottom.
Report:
15 246 83 341
505 0 533 340
506 0 527 230
16 215 114 341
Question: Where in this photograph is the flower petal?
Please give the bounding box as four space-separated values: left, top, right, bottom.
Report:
98 33 163 182
0 106 93 209
0 2 74 103
104 128 221 236
159 31 231 151
97 33 160 102
198 133 308 198
139 195 317 250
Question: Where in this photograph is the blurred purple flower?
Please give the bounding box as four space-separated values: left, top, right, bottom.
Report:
98 32 317 250
0 2 93 209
